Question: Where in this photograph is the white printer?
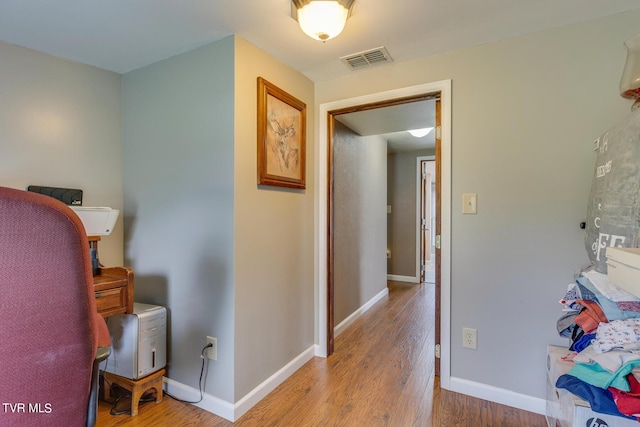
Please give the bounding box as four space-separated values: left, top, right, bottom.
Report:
69 206 119 236
105 303 167 380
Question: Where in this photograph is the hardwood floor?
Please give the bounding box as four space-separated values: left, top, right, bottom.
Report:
97 281 547 426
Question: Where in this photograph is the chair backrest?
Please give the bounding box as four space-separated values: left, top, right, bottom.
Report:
0 186 100 426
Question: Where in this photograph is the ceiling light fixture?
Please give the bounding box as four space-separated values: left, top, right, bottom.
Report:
408 128 434 138
620 33 640 111
292 0 354 42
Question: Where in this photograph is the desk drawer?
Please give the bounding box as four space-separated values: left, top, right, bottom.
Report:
95 287 126 316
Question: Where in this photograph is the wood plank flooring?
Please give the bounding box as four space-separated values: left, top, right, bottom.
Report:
97 281 547 426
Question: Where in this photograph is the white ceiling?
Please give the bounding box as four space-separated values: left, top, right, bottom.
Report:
335 99 436 153
2 0 639 150
1 0 639 82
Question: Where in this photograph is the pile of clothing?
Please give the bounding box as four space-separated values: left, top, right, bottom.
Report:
556 270 640 420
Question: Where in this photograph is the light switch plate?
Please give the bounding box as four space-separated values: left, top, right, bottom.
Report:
462 193 477 214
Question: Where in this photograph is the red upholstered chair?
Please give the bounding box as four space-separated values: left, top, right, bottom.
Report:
0 186 111 426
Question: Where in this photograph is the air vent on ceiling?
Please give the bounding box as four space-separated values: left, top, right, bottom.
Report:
340 46 393 71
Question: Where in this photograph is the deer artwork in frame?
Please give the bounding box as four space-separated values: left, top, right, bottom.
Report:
257 77 306 189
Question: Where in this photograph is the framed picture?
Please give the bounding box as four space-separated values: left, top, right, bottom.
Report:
257 77 306 189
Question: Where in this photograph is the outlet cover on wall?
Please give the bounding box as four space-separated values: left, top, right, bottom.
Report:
463 327 477 349
206 336 217 360
462 193 477 214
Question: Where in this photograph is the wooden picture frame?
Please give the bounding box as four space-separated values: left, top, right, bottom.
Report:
257 77 306 189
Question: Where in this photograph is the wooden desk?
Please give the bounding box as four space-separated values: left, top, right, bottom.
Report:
94 266 134 317
89 236 134 317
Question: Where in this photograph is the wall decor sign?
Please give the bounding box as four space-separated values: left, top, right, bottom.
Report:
585 108 640 272
257 77 306 189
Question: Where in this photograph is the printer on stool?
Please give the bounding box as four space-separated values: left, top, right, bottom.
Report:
105 303 166 380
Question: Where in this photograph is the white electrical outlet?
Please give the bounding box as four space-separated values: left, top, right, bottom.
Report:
462 193 477 214
206 336 217 361
462 328 477 350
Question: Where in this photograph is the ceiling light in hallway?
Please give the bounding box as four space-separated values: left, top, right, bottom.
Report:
408 128 434 138
292 0 354 42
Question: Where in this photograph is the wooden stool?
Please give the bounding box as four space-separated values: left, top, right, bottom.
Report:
103 369 165 416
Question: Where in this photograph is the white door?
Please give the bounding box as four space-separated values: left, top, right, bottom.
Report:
420 159 435 282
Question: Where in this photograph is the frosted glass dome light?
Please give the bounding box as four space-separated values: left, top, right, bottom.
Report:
408 128 434 138
293 0 353 42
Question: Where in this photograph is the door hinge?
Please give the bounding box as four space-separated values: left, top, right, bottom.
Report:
435 235 441 249
436 126 442 140
435 344 441 359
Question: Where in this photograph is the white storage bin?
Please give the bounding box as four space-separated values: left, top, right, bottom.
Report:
606 247 640 297
546 345 639 427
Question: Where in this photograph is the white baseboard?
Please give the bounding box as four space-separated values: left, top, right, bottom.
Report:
449 377 546 415
163 376 235 421
387 274 419 283
165 345 548 422
334 287 389 337
164 345 316 422
233 345 315 420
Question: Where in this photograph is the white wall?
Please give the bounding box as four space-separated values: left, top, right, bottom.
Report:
122 38 236 402
316 10 640 403
333 121 388 324
0 42 123 266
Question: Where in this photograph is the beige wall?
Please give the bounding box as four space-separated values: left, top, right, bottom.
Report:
233 37 316 401
316 10 640 401
0 42 123 266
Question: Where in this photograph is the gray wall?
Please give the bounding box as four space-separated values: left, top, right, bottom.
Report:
387 149 435 278
333 121 388 325
122 36 316 407
7 6 640 412
0 42 123 266
122 38 236 401
316 10 640 401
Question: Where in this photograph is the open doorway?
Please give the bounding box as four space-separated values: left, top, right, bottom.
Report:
418 156 436 284
317 81 451 387
335 99 436 287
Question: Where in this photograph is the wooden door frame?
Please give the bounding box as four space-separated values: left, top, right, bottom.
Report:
316 80 452 390
434 98 442 376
